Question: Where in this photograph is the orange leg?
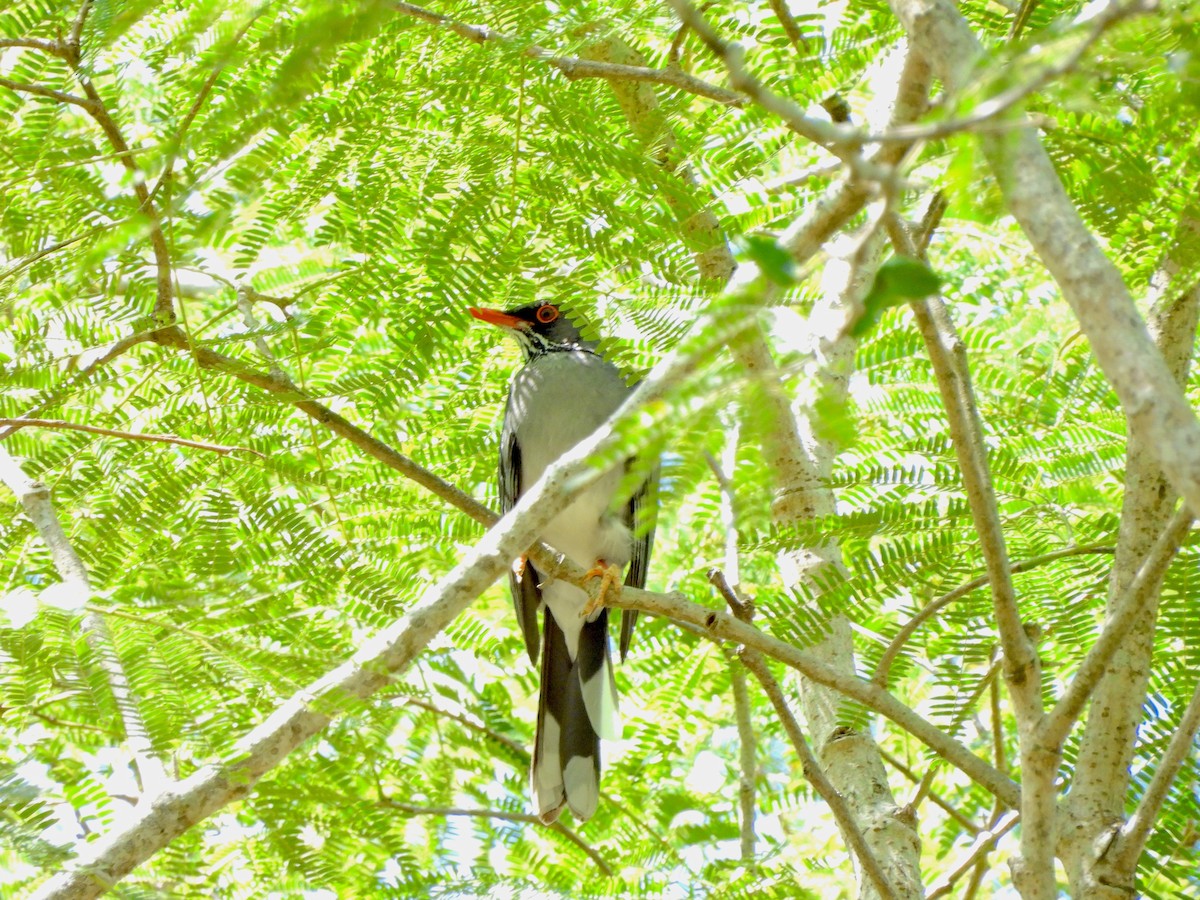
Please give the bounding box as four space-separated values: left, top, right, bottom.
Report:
580 560 622 619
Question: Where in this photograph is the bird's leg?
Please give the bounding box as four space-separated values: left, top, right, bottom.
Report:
580 560 622 619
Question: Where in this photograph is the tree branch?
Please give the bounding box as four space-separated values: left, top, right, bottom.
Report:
377 800 613 876
0 75 93 110
0 37 68 55
0 446 165 791
1042 507 1193 747
873 545 1115 686
741 649 899 900
889 0 1200 520
0 418 264 458
1110 673 1200 870
388 1 745 107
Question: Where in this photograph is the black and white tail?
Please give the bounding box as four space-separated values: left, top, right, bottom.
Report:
531 608 617 823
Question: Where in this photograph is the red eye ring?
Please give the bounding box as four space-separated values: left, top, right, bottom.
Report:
536 305 559 324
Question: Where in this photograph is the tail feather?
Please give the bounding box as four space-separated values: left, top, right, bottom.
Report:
532 608 616 823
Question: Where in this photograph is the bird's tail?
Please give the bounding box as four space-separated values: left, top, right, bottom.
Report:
531 608 617 823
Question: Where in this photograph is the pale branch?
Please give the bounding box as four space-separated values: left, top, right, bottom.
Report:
32 325 708 900
909 662 999 813
873 545 1115 685
927 811 1020 900
67 0 93 61
1111 673 1200 870
866 0 1146 146
878 748 980 834
389 0 745 107
377 800 613 876
602 586 1020 809
740 649 898 900
0 418 264 458
768 0 810 51
0 37 66 55
1062 271 1200 893
1042 506 1194 748
0 75 93 110
890 0 1200 520
729 658 758 862
0 446 165 791
779 43 931 263
663 0 880 171
865 112 1056 144
0 331 157 442
236 286 283 370
889 214 1039 726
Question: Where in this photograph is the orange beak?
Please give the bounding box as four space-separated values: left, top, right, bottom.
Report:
469 307 525 329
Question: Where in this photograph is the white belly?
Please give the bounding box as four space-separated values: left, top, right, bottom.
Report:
508 349 634 653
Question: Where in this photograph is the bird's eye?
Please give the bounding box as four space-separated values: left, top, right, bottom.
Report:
536 305 559 324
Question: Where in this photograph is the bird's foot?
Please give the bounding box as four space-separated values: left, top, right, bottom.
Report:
580 561 622 619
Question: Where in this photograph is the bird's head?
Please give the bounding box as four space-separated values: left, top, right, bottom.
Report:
469 300 590 359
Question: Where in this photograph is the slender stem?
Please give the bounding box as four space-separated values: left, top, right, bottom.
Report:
873 545 1114 685
740 650 897 900
1113 672 1200 868
0 446 165 789
0 418 263 457
1042 507 1194 747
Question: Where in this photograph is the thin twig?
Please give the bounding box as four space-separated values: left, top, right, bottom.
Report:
663 0 878 171
909 661 999 812
0 76 93 110
873 544 1115 685
377 800 613 876
740 650 897 900
1112 672 1200 869
927 811 1020 899
878 747 981 833
0 418 263 457
0 446 166 790
1042 507 1194 747
390 1 745 107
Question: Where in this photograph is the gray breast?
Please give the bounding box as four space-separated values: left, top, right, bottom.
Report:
507 350 631 483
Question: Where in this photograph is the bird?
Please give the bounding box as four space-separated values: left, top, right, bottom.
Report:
469 299 656 824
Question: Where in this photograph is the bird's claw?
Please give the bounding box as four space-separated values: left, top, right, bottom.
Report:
580 561 622 619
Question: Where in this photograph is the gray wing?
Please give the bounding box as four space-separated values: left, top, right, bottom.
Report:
501 424 542 666
619 461 658 661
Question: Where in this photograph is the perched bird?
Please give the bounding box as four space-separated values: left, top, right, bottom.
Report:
470 300 655 823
